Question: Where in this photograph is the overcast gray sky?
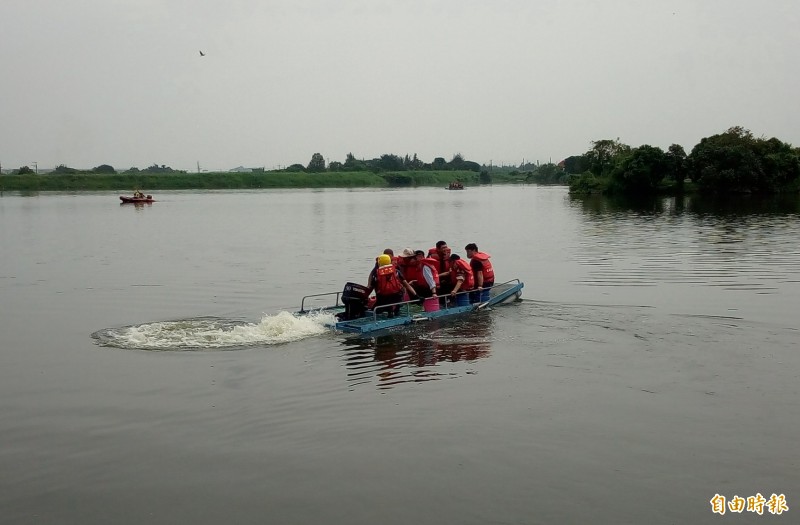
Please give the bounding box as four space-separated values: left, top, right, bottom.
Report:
1 0 797 172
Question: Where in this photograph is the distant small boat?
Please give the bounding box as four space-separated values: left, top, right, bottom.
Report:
447 181 464 190
120 195 154 204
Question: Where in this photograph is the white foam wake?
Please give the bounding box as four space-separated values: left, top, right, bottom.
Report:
93 311 337 350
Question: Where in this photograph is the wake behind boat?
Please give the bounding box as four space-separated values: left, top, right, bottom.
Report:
298 278 523 335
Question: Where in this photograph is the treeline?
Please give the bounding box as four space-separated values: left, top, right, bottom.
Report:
6 152 486 179
291 152 484 175
567 126 800 195
0 170 488 192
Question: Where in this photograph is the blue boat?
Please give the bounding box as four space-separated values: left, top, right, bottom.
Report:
298 278 524 335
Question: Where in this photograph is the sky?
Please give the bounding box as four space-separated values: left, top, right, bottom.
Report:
1 0 798 172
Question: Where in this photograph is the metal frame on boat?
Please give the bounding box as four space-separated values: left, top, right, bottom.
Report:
298 278 524 335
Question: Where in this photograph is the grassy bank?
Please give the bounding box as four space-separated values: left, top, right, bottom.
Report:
0 170 500 192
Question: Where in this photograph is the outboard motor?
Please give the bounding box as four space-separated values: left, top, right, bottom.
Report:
339 282 370 321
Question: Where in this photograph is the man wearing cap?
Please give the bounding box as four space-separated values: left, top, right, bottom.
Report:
396 247 421 287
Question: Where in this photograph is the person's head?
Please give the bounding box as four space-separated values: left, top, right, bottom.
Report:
464 243 478 258
449 253 460 262
377 254 392 266
383 248 394 256
414 249 425 260
400 248 415 259
436 240 448 252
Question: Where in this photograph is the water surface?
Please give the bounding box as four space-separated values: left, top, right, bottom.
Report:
1 187 798 524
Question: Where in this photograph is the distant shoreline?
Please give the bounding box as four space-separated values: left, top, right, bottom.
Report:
0 170 510 192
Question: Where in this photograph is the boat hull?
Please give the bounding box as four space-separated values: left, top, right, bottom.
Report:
120 196 154 203
299 279 523 335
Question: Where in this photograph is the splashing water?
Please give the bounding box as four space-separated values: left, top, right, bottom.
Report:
92 311 336 350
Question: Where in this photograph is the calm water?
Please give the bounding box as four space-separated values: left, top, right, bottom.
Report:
1 187 798 524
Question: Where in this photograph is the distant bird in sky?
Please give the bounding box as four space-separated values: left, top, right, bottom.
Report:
199 50 205 56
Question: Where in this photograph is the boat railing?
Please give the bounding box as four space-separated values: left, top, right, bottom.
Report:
299 291 342 314
367 286 481 321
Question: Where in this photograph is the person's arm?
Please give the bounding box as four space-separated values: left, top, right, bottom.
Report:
397 270 417 297
422 265 436 292
450 274 465 295
472 260 484 288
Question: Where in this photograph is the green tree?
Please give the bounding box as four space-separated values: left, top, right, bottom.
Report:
343 152 366 171
54 164 78 174
610 145 668 193
688 127 768 192
529 163 564 184
449 153 465 170
563 155 588 174
307 153 325 173
665 144 687 191
585 138 631 176
92 164 116 174
377 154 404 171
16 165 34 175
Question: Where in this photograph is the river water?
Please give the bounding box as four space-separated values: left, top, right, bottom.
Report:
1 187 798 524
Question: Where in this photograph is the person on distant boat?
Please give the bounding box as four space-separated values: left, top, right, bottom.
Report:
448 253 474 306
411 250 439 300
367 253 417 317
465 243 494 303
133 190 145 199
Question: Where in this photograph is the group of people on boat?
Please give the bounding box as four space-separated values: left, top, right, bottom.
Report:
132 190 149 199
448 181 464 190
363 240 494 317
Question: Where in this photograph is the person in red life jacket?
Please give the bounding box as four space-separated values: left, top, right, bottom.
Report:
395 247 421 285
383 248 398 265
428 240 453 300
411 249 439 299
465 243 495 303
367 253 417 317
369 248 398 282
448 253 474 306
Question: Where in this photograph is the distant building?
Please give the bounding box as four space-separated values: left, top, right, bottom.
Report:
229 166 253 173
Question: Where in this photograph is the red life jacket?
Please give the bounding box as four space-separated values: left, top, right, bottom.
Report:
417 258 441 288
375 264 404 296
428 247 452 275
396 258 420 284
451 258 474 289
472 251 494 283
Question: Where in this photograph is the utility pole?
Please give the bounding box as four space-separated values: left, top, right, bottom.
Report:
32 162 38 174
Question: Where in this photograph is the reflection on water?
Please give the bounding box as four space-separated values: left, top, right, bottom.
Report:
571 192 800 217
340 313 494 389
568 193 800 294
